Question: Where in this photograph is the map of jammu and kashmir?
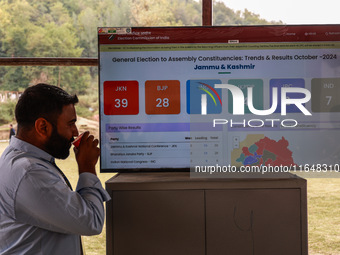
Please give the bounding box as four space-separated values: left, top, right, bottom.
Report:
231 134 296 167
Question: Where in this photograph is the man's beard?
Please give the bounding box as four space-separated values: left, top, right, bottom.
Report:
45 126 73 159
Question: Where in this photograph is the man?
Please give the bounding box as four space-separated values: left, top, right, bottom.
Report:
0 84 110 254
8 124 15 141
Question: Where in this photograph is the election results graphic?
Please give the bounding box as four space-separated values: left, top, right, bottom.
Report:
186 79 222 114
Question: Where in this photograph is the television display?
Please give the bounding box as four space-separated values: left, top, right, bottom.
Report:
98 25 340 173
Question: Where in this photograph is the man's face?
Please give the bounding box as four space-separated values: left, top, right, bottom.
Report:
45 104 79 159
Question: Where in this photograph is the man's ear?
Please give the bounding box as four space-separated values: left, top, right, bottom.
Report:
35 118 53 139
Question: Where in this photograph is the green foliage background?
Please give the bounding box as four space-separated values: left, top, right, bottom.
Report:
0 0 282 124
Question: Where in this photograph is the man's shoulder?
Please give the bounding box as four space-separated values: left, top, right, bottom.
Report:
0 148 45 217
0 147 52 185
1 137 54 172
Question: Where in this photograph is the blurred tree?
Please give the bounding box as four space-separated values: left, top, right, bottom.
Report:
130 0 177 26
214 1 243 25
0 0 90 94
241 9 282 25
170 0 201 26
0 0 283 121
0 0 35 90
213 1 282 25
0 101 17 125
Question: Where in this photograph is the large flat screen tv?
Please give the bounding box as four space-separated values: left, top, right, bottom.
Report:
98 25 340 173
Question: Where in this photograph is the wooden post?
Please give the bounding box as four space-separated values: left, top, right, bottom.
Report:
0 57 98 66
202 0 213 26
58 66 61 87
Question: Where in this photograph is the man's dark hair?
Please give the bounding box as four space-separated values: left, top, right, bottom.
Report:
15 83 79 129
